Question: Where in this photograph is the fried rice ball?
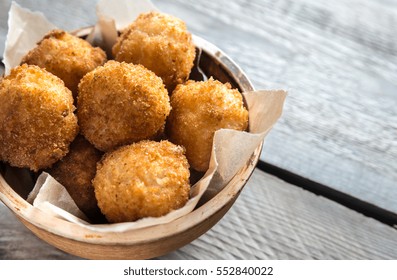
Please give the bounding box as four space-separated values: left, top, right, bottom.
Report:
48 135 104 222
77 61 171 152
0 64 78 171
166 78 249 172
21 29 107 98
93 140 190 223
112 11 196 92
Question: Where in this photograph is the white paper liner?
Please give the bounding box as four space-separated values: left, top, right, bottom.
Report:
86 0 158 55
1 0 287 232
2 2 56 75
27 172 89 222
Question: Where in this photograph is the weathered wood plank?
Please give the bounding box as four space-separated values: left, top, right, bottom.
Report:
151 0 397 214
1 0 395 214
1 169 397 259
160 169 397 259
0 0 97 56
1 0 397 259
0 203 78 260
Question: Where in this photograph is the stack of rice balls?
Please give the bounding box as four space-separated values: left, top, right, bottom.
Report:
0 12 249 223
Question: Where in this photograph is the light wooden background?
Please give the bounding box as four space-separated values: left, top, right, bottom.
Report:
154 0 397 214
1 0 397 259
1 0 396 213
2 169 397 259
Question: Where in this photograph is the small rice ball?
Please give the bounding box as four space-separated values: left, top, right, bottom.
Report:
21 29 107 98
112 12 196 92
166 78 249 172
0 64 78 171
48 135 104 222
77 61 171 152
93 140 190 223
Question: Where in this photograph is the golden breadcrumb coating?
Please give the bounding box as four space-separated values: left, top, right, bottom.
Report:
166 78 249 172
93 140 190 223
77 61 171 152
21 29 107 99
0 64 79 171
48 135 103 222
113 11 196 92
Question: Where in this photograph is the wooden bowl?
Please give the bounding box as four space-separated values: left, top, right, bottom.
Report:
0 31 260 259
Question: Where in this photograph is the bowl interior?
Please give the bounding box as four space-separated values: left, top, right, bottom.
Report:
0 31 259 259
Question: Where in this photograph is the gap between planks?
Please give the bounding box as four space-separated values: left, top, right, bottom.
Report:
257 161 397 227
2 168 397 259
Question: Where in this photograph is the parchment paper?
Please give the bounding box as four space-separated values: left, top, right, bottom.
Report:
86 0 158 55
2 2 56 75
1 0 287 232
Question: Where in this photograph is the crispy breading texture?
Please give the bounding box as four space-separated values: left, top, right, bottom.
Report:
21 29 107 99
0 64 79 171
113 11 196 92
48 135 104 222
77 61 171 152
166 78 249 172
93 140 190 223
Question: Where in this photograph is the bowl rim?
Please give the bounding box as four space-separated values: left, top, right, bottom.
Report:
0 31 261 247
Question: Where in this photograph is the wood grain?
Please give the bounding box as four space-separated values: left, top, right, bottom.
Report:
1 0 395 214
0 203 77 260
151 0 397 214
0 0 97 56
1 169 397 259
161 169 397 259
1 0 397 260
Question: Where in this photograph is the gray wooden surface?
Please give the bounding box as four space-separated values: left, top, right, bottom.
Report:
153 0 397 215
1 0 396 215
2 169 397 260
1 0 397 260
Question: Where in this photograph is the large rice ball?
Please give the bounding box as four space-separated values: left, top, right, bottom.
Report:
21 29 107 99
112 12 196 92
0 64 78 171
166 78 249 172
93 140 190 223
77 61 171 151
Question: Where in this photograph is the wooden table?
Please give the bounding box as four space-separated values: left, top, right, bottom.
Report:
1 0 397 259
